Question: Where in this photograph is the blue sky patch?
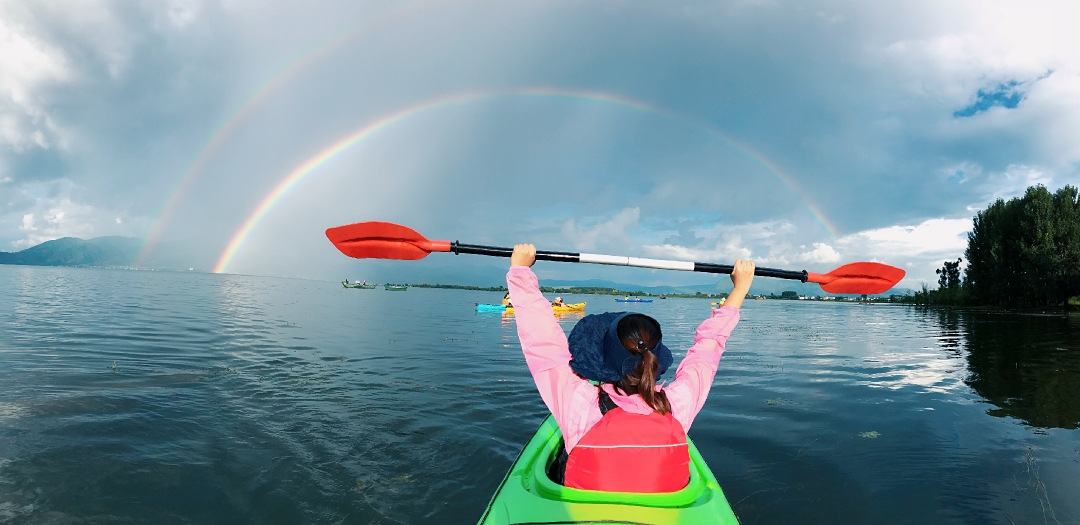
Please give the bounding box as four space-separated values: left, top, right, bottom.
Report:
954 81 1024 117
946 170 966 185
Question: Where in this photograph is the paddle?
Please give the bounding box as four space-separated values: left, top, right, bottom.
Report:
325 221 906 294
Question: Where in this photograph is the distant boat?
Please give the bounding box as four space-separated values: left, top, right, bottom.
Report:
343 280 376 289
659 295 667 299
384 284 408 291
616 298 653 303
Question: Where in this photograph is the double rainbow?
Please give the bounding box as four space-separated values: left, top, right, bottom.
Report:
209 87 840 273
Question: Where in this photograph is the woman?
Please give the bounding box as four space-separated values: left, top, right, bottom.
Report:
508 244 754 492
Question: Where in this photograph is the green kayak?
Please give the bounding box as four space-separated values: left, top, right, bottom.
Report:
477 415 739 525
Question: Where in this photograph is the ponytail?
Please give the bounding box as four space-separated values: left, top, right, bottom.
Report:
613 314 671 415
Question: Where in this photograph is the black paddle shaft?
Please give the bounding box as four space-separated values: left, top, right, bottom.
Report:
451 242 809 282
451 242 580 262
694 262 808 282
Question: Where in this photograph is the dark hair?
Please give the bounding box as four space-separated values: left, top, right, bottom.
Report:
612 314 671 414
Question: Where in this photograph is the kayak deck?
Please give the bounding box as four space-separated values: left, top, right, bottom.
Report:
477 415 739 525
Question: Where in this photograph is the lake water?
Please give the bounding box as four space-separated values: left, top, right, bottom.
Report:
1 265 1077 525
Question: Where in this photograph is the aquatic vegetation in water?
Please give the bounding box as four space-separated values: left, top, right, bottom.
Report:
1023 448 1061 525
765 398 784 405
858 431 880 438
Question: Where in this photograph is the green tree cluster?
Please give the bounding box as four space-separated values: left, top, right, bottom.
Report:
956 185 1080 307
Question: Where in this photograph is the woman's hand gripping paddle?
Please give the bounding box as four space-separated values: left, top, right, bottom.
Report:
325 221 906 295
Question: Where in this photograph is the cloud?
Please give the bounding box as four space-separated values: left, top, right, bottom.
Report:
562 207 640 252
167 0 202 29
792 242 842 264
837 217 971 286
0 15 70 151
12 199 97 248
661 221 705 247
2 178 137 250
642 220 842 268
980 164 1054 205
639 215 968 290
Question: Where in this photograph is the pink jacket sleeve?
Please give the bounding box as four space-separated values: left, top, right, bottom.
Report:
507 266 603 451
665 306 740 432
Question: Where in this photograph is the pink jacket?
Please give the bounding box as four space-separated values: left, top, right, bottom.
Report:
507 266 740 453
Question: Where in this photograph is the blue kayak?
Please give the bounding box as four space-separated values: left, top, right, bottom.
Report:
476 304 507 312
615 298 653 303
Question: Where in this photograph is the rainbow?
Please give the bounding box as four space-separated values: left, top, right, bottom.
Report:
213 87 840 273
134 0 462 267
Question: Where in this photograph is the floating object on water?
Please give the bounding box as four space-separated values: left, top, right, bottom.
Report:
615 298 653 303
343 280 376 289
324 221 906 294
476 415 739 525
384 284 408 291
504 302 585 314
476 303 507 312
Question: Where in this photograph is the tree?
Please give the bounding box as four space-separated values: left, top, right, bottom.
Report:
936 258 963 290
965 185 1080 307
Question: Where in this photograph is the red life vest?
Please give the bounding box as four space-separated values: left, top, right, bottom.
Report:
564 407 690 492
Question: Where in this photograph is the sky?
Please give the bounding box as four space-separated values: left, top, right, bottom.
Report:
1 0 1078 290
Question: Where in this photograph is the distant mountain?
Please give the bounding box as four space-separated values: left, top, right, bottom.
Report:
0 237 142 267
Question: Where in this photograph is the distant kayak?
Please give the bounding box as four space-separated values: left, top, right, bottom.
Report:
384 285 408 291
507 302 587 313
343 281 376 289
493 302 586 314
615 298 653 303
476 415 739 525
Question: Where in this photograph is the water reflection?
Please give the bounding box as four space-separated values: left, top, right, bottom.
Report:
930 309 1080 429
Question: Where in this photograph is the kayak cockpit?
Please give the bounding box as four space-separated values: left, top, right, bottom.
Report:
477 415 740 524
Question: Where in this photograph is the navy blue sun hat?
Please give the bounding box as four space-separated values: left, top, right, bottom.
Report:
568 312 673 383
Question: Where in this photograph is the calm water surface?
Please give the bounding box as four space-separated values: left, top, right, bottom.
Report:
1 265 1077 524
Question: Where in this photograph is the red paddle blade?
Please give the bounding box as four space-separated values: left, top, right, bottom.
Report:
806 262 906 295
325 221 451 260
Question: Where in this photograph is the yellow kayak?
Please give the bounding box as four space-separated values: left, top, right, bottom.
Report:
505 302 585 315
